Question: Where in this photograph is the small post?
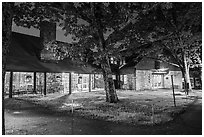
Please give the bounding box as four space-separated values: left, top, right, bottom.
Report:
9 71 13 98
18 72 20 96
152 103 154 124
88 74 91 92
93 74 96 89
171 75 176 107
71 100 74 114
33 72 36 94
134 68 136 91
152 75 154 90
39 73 42 94
71 99 74 134
44 72 47 96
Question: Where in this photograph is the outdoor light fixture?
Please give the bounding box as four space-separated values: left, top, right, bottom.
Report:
159 68 168 71
13 111 22 114
71 72 75 76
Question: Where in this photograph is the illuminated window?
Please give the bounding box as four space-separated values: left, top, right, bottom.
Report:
124 75 128 84
120 58 126 65
112 75 116 80
110 57 117 64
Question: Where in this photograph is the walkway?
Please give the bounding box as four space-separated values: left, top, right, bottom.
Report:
5 93 202 135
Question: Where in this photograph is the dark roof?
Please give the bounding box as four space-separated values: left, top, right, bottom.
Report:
5 32 99 73
119 58 142 74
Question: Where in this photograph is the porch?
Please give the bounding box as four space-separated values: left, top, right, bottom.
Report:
4 72 104 97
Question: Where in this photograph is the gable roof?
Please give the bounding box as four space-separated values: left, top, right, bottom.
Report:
120 57 180 74
5 32 99 73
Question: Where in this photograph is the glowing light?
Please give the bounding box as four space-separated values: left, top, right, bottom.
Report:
159 68 168 71
71 72 75 75
13 111 22 114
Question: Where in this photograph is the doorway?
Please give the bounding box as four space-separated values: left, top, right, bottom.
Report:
152 74 164 89
78 74 89 92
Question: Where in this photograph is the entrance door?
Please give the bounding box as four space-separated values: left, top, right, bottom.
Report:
153 74 164 89
78 74 89 92
82 75 89 91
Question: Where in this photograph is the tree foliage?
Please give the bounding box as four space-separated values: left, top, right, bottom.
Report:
46 2 164 102
13 2 64 28
40 3 164 64
141 3 201 67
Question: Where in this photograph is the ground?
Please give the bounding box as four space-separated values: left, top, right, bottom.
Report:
5 89 202 135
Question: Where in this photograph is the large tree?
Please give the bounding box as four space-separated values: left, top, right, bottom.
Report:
126 2 202 93
45 3 163 102
155 3 202 93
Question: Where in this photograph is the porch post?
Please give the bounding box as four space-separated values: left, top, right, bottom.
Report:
44 72 47 96
93 74 95 89
9 71 13 98
134 68 136 90
118 74 121 89
33 72 36 94
115 73 120 89
193 77 196 89
69 72 72 94
89 74 91 92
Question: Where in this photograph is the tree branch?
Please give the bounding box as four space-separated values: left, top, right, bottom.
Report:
105 3 160 45
50 3 93 25
162 44 184 69
91 3 106 50
146 56 180 67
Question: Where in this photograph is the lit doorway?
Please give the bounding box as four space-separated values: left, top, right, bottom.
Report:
152 74 164 89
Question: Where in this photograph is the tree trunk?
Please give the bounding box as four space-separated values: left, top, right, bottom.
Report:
91 3 118 103
180 53 192 95
101 57 119 103
2 2 14 135
182 53 192 95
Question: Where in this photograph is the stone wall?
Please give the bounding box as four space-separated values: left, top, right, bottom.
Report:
163 71 182 89
136 70 152 90
127 74 134 90
122 70 182 91
121 57 183 90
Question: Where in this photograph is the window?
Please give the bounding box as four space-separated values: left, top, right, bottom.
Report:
112 75 116 80
120 58 126 65
124 75 128 84
148 74 151 83
78 76 82 84
110 57 117 64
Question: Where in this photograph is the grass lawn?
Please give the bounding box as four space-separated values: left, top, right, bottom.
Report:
10 89 201 126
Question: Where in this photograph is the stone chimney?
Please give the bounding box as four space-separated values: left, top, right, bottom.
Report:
40 21 57 61
40 21 56 44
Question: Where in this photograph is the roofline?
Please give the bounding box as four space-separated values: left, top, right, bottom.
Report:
12 31 70 45
145 56 180 67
